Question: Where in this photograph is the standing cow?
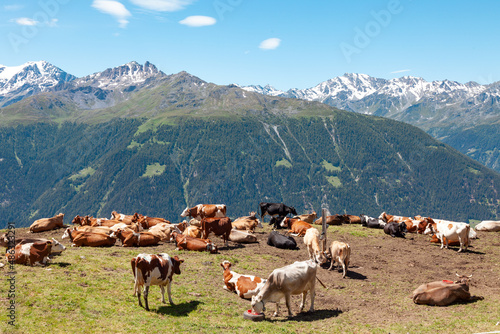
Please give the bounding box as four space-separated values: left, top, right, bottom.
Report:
259 202 297 224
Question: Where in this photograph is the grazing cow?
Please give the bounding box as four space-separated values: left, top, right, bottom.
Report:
280 218 312 237
7 241 53 266
29 213 64 233
293 212 317 224
325 241 351 278
110 229 161 247
15 238 66 254
313 214 350 226
423 220 470 252
62 227 116 247
110 211 139 224
131 253 184 311
229 229 258 243
361 215 386 229
171 231 218 253
251 260 317 317
201 217 232 247
182 225 202 238
232 212 263 232
259 202 297 223
475 220 500 232
267 231 298 250
180 204 227 220
220 261 267 299
412 274 473 306
303 228 327 264
384 221 407 238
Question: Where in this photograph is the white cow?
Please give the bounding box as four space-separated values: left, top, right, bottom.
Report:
325 240 351 278
303 228 327 264
251 260 317 317
475 220 500 232
424 220 470 252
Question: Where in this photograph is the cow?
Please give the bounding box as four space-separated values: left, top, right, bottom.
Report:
325 241 351 278
251 260 317 317
182 225 202 238
280 217 312 237
267 231 298 250
148 223 177 242
75 225 113 235
231 212 263 232
109 222 143 233
293 212 317 224
15 237 66 254
346 215 362 224
361 215 386 229
90 218 123 228
180 204 227 220
29 213 64 233
423 220 470 252
220 261 267 299
229 229 258 243
110 211 139 224
475 220 500 232
62 227 116 247
201 217 232 247
379 212 410 223
303 228 327 264
131 253 184 311
259 202 297 223
135 215 169 229
412 274 473 306
7 241 53 266
313 214 350 226
110 229 161 247
171 231 218 253
383 221 407 238
270 216 286 229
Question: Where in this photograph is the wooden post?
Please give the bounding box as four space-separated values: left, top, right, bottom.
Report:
320 208 328 251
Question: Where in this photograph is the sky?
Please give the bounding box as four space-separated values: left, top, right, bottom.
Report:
0 0 499 91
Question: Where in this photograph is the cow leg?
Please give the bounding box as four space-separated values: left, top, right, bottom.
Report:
137 291 143 308
167 280 174 304
143 286 150 311
299 291 307 312
285 293 293 317
458 235 464 252
273 302 280 317
341 260 346 278
160 285 166 304
309 287 315 312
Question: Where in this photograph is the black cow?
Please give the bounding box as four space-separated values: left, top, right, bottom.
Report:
267 231 298 250
383 221 407 238
269 216 286 229
361 215 386 229
259 202 297 224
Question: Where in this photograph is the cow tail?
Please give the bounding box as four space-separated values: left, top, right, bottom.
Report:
316 276 327 289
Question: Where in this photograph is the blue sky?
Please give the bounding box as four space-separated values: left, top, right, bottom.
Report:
0 0 499 90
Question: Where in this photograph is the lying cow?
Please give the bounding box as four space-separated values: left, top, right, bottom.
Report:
293 212 317 224
251 260 317 317
15 237 66 254
135 215 169 229
110 229 161 247
148 223 176 242
361 215 386 229
62 227 116 247
412 274 474 306
220 260 267 299
7 240 53 266
229 229 258 243
29 213 64 233
475 220 500 232
325 241 351 278
384 221 407 238
110 211 139 224
423 220 470 252
131 253 184 311
303 228 327 264
313 214 350 226
75 225 113 235
280 217 312 236
267 231 298 250
231 212 263 232
181 204 226 220
182 225 202 238
172 231 218 253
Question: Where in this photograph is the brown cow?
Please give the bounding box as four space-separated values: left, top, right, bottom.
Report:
201 217 232 247
110 229 161 247
412 274 475 306
75 225 113 235
346 215 362 224
62 227 116 247
172 231 218 253
180 204 227 220
135 215 169 229
231 212 263 232
280 217 312 237
148 223 175 242
29 213 64 233
326 241 351 278
6 241 53 266
89 218 123 228
182 225 202 238
110 211 139 224
313 214 350 226
292 212 317 224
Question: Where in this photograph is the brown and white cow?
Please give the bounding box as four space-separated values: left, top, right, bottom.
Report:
131 253 184 311
229 229 258 243
15 237 66 254
379 211 411 224
201 217 232 247
412 274 474 306
280 217 312 237
171 231 218 253
136 215 169 229
220 261 267 299
7 241 53 266
110 229 161 247
29 213 64 233
110 211 139 224
231 212 263 232
325 241 351 278
62 227 116 247
180 204 227 220
293 212 317 224
303 228 327 264
475 220 500 232
251 260 318 317
423 220 470 252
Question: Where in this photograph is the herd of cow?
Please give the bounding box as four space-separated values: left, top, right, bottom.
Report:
3 202 500 318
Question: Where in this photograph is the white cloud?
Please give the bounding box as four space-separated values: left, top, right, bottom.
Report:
130 0 195 12
92 0 131 28
179 16 216 27
14 17 38 26
259 38 281 50
391 69 411 74
4 5 24 11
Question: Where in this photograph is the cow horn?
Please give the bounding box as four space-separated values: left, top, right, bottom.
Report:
467 274 473 278
456 273 460 277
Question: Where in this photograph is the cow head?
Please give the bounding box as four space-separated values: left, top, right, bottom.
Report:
207 242 218 254
399 222 408 233
279 217 289 228
455 273 472 286
171 255 184 275
251 295 265 313
220 261 231 271
61 227 72 240
72 215 82 225
51 238 66 253
289 207 297 216
180 207 190 217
